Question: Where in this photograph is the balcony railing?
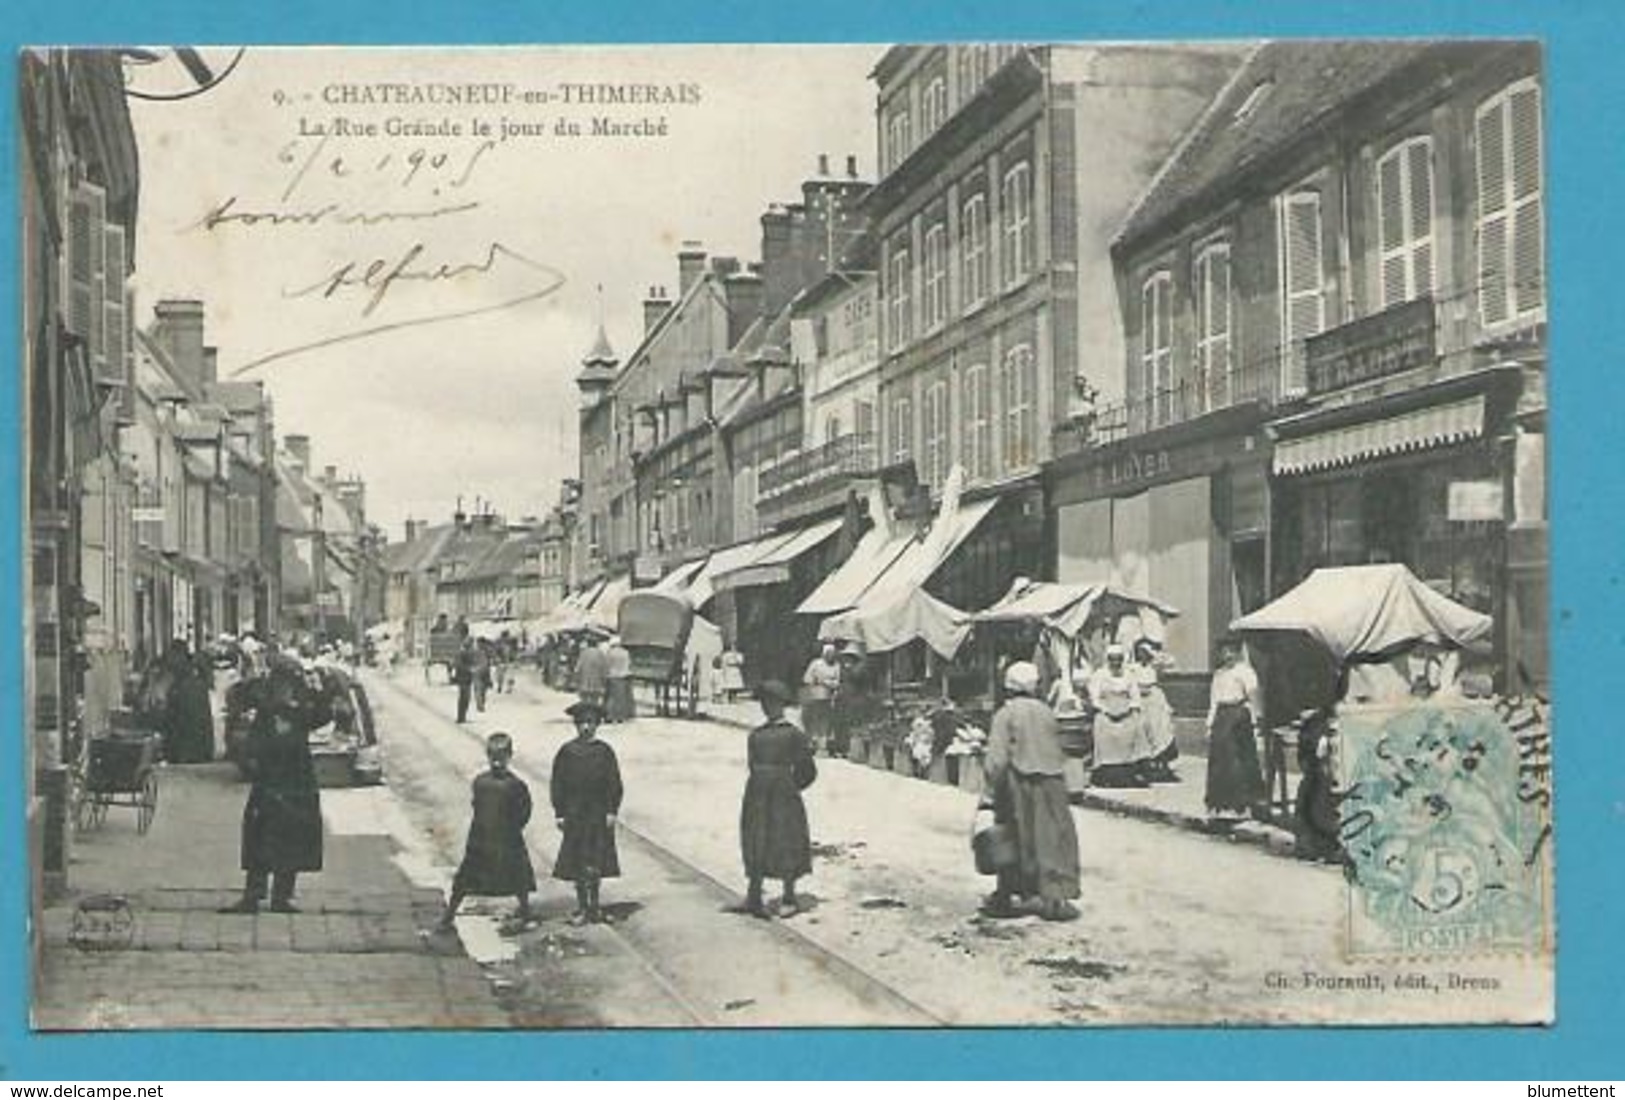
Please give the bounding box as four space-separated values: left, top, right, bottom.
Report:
758 433 879 501
1305 296 1438 395
1081 353 1293 447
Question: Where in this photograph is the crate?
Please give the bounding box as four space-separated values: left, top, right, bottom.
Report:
312 750 355 788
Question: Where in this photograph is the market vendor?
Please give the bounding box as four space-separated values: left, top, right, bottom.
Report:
800 644 843 755
1131 639 1179 782
1087 644 1154 788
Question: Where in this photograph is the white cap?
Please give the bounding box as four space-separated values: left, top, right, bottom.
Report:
1003 661 1040 695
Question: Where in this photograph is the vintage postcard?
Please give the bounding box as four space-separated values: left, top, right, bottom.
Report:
21 41 1552 1030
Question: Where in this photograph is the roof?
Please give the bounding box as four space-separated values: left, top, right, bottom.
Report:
382 523 459 574
581 323 618 368
1115 40 1449 249
204 380 266 414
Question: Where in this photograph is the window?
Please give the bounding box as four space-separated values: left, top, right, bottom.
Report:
889 393 914 464
922 76 949 135
1277 185 1326 387
1140 271 1174 427
961 192 990 309
1000 161 1035 287
825 415 842 444
855 399 877 442
1476 78 1543 327
1192 243 1232 413
887 238 913 348
1001 344 1037 470
922 223 949 330
1377 136 1436 307
886 107 913 173
922 379 950 487
961 362 992 481
958 46 992 102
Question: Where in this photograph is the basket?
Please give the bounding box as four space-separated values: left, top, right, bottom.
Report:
972 821 1019 876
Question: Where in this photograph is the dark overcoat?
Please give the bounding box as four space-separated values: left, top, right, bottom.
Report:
739 719 817 880
240 706 325 874
453 769 537 895
551 738 623 881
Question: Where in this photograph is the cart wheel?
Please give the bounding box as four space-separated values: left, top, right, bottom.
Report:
137 771 158 834
686 662 700 718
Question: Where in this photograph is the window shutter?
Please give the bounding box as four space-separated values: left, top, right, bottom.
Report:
1208 249 1231 407
1476 97 1511 325
1407 140 1435 298
1509 85 1544 315
1378 149 1408 306
1285 192 1324 340
102 223 127 389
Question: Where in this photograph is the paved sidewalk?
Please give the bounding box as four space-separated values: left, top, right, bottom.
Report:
33 762 508 1030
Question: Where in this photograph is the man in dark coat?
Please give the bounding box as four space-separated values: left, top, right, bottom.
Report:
452 638 476 723
551 700 623 925
439 732 536 930
220 660 329 913
737 681 817 919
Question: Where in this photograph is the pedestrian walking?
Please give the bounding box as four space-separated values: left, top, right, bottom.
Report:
220 659 328 914
737 680 817 919
574 636 610 709
981 661 1081 922
800 643 842 754
605 636 634 723
1132 639 1180 782
438 732 536 931
1087 644 1154 788
472 639 494 713
452 638 476 723
1204 635 1267 823
551 700 623 925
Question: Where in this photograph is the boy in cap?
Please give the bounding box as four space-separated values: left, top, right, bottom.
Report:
551 699 624 924
438 731 536 931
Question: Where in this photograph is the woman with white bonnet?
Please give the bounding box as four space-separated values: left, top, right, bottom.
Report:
981 661 1081 921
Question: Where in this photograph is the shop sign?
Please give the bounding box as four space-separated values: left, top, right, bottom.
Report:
633 555 663 584
1095 448 1173 492
132 507 165 523
1448 480 1504 522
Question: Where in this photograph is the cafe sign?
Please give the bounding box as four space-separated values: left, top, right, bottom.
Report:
1448 480 1504 522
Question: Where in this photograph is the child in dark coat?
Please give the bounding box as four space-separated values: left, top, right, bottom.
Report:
551 699 623 925
439 732 536 931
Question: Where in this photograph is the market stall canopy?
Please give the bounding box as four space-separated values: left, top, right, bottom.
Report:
683 530 800 610
712 516 845 593
795 497 997 617
974 578 1179 640
650 558 708 599
466 618 519 641
818 587 971 659
1230 563 1491 662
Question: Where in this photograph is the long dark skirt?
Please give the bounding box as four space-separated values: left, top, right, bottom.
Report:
553 816 620 882
242 785 324 873
606 678 635 723
740 771 811 880
165 680 216 764
1205 702 1265 814
995 771 1081 902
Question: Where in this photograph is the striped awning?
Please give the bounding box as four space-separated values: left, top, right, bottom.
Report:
1274 395 1486 476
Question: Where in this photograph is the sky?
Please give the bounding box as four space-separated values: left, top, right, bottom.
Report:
129 46 878 538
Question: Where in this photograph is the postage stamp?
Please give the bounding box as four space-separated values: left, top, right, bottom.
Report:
1337 700 1554 959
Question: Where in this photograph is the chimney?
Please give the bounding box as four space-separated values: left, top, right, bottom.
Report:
324 464 338 486
404 518 421 543
677 241 707 297
284 433 311 471
710 255 740 279
817 153 831 177
760 203 799 318
723 271 765 347
151 299 206 390
643 286 672 333
202 346 219 384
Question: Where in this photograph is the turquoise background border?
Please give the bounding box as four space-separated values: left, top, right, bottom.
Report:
4 0 1619 1081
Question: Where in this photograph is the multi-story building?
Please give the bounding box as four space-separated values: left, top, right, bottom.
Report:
21 48 142 902
275 434 376 646
1098 40 1545 686
866 44 1242 615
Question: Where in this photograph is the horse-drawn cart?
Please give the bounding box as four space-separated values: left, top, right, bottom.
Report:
618 591 703 718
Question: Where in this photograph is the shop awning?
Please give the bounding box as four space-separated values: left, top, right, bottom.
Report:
683 530 801 610
712 516 845 593
1274 394 1485 476
975 579 1179 639
795 522 919 616
651 558 708 597
586 574 632 630
872 497 1000 595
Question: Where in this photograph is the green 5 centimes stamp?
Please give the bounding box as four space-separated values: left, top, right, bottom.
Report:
1336 699 1553 958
